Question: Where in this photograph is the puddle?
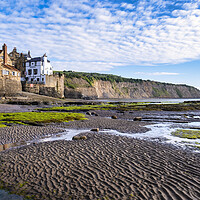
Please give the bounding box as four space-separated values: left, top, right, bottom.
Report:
1 122 200 153
98 122 200 152
0 129 91 152
36 129 90 143
0 190 23 200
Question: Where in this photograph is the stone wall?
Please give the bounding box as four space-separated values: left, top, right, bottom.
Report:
0 76 22 96
22 74 65 98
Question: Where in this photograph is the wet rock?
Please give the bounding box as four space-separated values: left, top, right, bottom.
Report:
90 128 99 132
72 136 87 140
80 136 87 140
111 115 118 119
134 117 142 121
72 136 80 140
86 111 92 116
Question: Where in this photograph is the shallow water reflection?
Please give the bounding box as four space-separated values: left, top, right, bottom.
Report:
0 190 23 200
1 122 200 153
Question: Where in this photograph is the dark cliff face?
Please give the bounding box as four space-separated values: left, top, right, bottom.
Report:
64 78 200 99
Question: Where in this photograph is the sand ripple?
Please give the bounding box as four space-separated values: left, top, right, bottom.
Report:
0 132 200 200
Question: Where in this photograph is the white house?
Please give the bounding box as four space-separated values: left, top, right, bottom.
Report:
25 54 53 84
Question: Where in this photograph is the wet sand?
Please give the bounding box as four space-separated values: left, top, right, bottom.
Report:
0 115 200 199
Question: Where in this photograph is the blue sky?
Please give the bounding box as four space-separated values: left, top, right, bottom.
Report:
0 0 200 89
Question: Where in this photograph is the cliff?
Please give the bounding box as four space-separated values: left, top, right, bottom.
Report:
62 72 200 99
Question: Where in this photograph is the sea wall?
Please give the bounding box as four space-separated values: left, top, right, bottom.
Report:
0 76 22 97
22 74 64 98
64 78 200 99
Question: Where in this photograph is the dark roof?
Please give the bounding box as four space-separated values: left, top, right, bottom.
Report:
28 57 42 62
28 57 50 62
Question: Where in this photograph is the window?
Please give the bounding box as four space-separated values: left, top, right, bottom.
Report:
12 72 16 76
26 62 29 67
33 69 38 75
31 62 35 66
31 78 34 82
42 78 44 82
2 70 9 75
37 78 40 82
28 69 32 75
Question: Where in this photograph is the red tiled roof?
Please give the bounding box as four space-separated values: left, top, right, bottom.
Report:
3 64 20 72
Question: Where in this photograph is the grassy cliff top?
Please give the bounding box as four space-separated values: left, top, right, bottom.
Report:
54 71 191 87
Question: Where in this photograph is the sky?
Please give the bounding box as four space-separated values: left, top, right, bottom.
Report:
0 0 200 89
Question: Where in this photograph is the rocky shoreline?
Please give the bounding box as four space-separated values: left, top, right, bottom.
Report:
0 105 200 199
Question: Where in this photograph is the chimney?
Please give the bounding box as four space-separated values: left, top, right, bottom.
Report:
3 43 7 65
28 50 31 57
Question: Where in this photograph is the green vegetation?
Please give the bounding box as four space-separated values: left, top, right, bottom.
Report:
54 71 193 88
38 101 200 112
65 82 77 89
171 129 200 139
152 87 169 97
176 88 183 98
39 104 118 111
54 71 155 85
0 112 86 127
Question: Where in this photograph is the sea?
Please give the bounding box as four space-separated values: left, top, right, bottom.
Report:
92 98 200 103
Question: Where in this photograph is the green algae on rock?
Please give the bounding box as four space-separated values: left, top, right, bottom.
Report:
0 112 86 127
171 129 200 139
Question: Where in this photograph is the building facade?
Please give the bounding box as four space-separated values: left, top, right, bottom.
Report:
0 44 22 96
25 54 53 84
9 47 31 81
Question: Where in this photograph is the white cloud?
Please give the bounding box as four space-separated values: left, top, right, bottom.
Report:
0 0 200 72
121 3 135 10
183 3 199 10
134 72 180 76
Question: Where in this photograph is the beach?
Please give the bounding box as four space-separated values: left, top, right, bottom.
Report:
0 109 200 200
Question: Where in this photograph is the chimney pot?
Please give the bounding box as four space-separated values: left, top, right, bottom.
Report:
3 43 7 65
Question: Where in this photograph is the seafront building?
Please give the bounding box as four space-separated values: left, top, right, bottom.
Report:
9 47 31 81
0 43 64 98
25 54 53 84
0 44 22 96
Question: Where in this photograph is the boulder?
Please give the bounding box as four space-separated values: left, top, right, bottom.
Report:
72 136 80 140
111 115 118 119
86 111 92 116
134 117 142 121
90 128 99 132
80 136 87 140
72 135 87 140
